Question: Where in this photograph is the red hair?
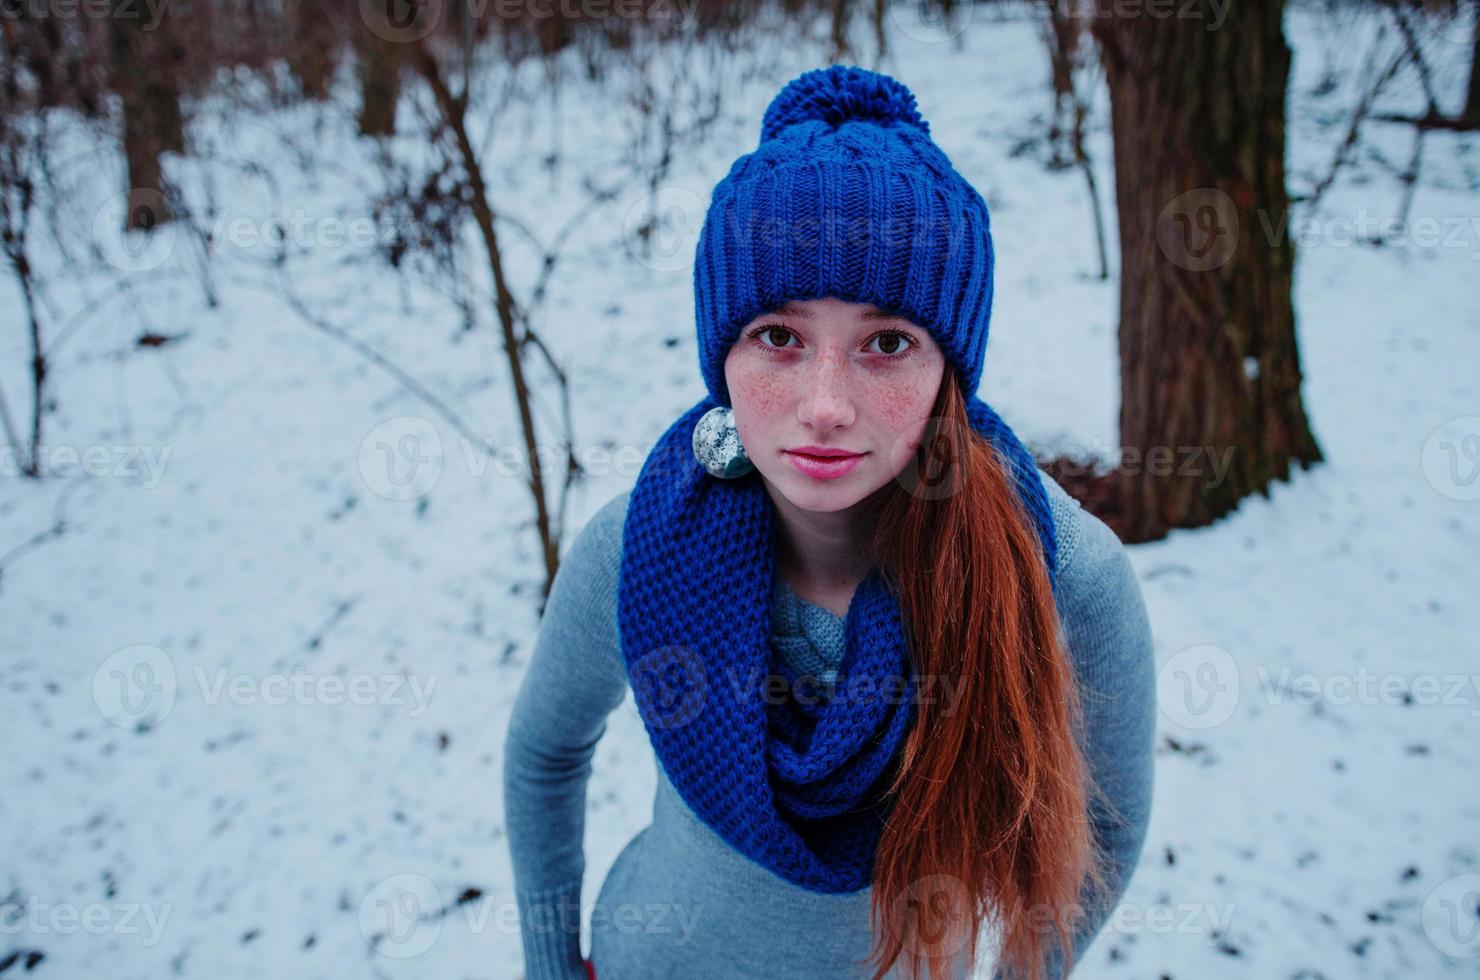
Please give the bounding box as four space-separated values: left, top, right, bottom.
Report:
856 371 1112 980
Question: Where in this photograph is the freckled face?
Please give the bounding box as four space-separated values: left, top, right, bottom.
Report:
723 296 946 513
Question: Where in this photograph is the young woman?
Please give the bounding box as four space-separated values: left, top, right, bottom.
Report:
503 66 1156 980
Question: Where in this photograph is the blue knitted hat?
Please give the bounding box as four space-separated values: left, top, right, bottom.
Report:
694 64 997 407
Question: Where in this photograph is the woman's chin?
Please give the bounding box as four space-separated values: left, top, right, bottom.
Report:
764 470 875 515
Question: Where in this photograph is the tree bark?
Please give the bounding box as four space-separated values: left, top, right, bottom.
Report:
288 1 341 102
357 12 404 137
1040 0 1080 165
109 0 179 228
1091 0 1322 543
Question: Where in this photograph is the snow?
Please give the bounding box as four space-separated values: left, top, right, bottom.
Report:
2 2 1478 978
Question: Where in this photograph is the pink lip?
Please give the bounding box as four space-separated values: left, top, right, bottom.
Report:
784 448 866 480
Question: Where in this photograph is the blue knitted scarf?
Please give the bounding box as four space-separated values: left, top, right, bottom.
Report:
617 392 1058 894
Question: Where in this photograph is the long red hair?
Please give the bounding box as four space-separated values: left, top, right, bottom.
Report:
854 371 1112 980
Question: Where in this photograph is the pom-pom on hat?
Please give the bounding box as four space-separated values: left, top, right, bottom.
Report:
693 64 997 406
759 65 930 140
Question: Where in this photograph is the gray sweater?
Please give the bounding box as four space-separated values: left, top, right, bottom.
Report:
502 471 1157 979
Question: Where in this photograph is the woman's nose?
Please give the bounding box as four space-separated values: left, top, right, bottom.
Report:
795 352 856 431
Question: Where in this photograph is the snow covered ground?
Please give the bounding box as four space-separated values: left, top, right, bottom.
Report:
2 3 1477 978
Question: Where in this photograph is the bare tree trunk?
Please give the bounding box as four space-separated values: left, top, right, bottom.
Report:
1040 0 1079 166
1038 0 1107 279
830 0 852 62
0 113 46 477
16 10 66 111
1070 89 1109 282
145 37 185 153
288 1 341 101
22 261 43 477
872 0 887 64
1091 0 1322 543
108 0 180 228
357 13 404 136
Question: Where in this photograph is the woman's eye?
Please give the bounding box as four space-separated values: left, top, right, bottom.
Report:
869 331 913 357
754 325 795 348
748 325 912 357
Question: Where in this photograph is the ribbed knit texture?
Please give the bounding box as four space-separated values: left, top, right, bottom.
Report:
770 573 847 683
618 65 1060 896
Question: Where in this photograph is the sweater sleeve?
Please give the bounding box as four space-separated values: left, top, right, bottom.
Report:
995 486 1158 979
501 491 631 980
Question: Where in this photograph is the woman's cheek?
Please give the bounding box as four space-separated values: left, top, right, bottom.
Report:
726 363 784 461
869 373 937 434
730 362 789 419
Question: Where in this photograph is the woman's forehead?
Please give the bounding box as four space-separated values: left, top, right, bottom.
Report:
764 298 912 322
